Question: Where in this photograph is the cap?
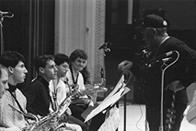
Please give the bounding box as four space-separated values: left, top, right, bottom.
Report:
142 14 168 28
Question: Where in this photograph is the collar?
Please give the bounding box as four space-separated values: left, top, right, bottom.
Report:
37 75 49 88
160 36 170 45
70 67 79 84
8 84 17 93
61 77 68 84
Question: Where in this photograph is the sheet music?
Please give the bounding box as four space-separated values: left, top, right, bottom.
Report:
82 75 130 122
102 75 125 102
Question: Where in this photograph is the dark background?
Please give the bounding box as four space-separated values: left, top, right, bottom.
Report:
105 0 196 103
0 0 55 84
0 0 196 103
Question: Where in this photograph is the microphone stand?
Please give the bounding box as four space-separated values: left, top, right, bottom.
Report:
159 51 180 131
0 11 14 55
123 91 127 131
0 16 4 55
99 42 111 87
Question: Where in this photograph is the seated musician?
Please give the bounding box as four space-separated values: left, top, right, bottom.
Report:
0 51 28 131
0 64 21 131
65 49 108 131
0 64 8 99
24 54 82 131
65 49 96 122
49 53 87 131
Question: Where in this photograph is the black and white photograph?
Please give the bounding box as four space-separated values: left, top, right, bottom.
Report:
0 0 196 131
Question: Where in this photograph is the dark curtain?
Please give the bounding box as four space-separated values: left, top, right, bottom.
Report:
28 0 55 80
0 0 55 87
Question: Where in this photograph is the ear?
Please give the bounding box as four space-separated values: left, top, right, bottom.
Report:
147 28 156 36
39 67 45 74
8 66 14 74
145 28 157 40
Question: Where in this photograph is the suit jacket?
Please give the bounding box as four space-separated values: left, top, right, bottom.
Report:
135 37 196 106
24 76 51 116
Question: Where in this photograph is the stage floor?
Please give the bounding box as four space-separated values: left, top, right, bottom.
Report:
118 103 196 131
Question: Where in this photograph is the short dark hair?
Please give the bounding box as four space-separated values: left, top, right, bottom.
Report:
35 55 54 73
0 51 25 68
54 53 69 66
142 14 168 28
69 49 88 62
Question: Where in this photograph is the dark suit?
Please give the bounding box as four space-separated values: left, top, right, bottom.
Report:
134 37 196 131
24 76 51 116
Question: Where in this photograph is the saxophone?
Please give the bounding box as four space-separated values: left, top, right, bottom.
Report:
26 111 58 131
8 88 77 131
51 88 79 131
30 88 78 131
8 104 57 131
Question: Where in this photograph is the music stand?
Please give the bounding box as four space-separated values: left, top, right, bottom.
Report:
82 75 130 123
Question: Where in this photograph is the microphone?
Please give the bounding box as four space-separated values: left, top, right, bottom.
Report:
99 43 108 50
155 51 175 61
0 11 14 18
162 57 173 62
148 51 176 67
99 42 111 53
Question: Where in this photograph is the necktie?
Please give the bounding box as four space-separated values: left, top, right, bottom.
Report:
165 92 176 131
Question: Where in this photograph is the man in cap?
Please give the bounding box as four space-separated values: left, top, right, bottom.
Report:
118 14 196 131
